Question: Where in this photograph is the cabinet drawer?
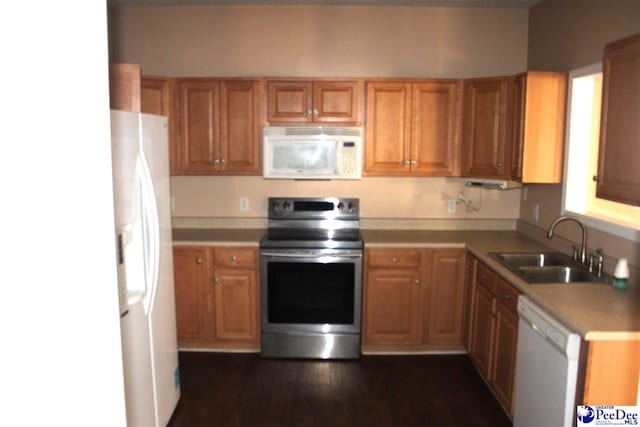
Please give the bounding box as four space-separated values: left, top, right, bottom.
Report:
367 249 421 268
496 278 520 313
476 262 498 295
213 247 257 269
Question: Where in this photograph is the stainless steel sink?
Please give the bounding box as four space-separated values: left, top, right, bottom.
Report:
489 252 604 284
490 252 576 268
514 266 594 283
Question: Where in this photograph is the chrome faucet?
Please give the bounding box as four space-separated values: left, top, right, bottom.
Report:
546 215 588 265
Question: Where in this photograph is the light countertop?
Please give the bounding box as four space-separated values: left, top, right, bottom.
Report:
172 228 640 341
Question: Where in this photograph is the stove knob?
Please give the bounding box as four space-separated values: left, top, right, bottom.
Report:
348 202 356 212
272 201 281 211
337 202 344 211
283 201 291 211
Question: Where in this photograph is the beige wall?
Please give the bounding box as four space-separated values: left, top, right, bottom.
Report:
109 5 528 78
171 176 521 223
110 4 529 227
523 0 640 281
528 0 640 71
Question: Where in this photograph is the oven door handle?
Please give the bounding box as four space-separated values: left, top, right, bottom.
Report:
261 251 363 259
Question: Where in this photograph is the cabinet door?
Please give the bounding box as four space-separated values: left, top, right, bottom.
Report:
461 253 477 351
425 249 465 343
178 81 220 173
142 76 178 175
219 80 261 174
510 73 526 181
313 81 360 123
469 283 495 379
462 77 513 179
491 303 519 415
267 81 313 123
173 247 213 342
364 81 412 175
596 33 640 206
212 268 259 343
363 268 422 345
412 81 462 176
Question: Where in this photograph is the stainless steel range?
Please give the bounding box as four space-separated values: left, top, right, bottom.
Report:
260 197 363 359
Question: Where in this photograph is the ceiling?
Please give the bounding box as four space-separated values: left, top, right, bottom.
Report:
108 0 542 9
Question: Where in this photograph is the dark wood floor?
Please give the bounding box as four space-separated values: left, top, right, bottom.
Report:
168 352 512 427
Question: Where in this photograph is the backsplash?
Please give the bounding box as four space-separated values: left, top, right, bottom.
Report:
170 176 522 220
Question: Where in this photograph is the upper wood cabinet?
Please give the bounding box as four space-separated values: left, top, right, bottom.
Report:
511 71 567 183
596 32 640 206
176 79 262 175
365 80 462 176
462 76 514 179
266 79 362 124
141 76 178 175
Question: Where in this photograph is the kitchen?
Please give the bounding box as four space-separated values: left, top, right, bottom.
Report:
2 0 639 426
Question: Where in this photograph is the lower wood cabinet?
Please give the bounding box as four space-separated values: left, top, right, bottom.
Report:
362 247 466 352
468 259 520 415
173 245 259 350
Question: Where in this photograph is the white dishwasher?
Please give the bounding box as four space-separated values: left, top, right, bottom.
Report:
513 296 582 427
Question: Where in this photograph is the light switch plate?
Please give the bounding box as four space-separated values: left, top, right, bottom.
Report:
240 197 249 212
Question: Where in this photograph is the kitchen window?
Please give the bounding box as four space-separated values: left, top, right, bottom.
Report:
562 63 640 241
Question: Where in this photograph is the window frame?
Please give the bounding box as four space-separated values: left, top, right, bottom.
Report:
560 62 640 242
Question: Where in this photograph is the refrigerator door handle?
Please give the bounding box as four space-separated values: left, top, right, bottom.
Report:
137 151 160 316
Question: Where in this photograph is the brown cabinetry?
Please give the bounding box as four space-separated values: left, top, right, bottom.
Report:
462 76 514 179
266 79 361 124
176 79 261 175
173 245 259 350
365 80 461 176
173 246 212 341
363 247 465 352
511 71 567 183
468 260 521 415
596 32 640 206
141 76 178 175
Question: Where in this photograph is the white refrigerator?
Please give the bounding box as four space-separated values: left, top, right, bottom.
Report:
111 110 180 427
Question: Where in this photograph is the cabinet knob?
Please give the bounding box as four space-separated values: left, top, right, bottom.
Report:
214 277 219 283
403 160 411 165
213 159 220 164
414 279 421 286
392 257 398 263
592 175 599 182
196 258 203 264
307 109 312 115
231 255 237 262
219 158 225 164
313 108 319 115
504 294 511 300
496 162 503 168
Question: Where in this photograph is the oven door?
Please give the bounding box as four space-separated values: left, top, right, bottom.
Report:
260 249 362 335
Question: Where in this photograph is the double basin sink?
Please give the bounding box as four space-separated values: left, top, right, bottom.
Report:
490 252 605 284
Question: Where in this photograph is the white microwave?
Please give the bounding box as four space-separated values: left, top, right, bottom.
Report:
263 126 362 180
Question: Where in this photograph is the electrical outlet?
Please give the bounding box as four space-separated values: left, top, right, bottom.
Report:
532 203 539 221
447 199 456 214
240 197 249 212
